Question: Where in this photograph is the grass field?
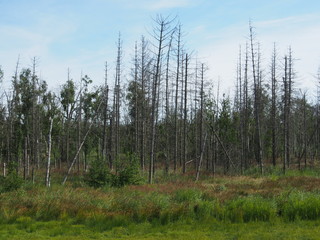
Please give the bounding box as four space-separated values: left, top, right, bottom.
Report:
2 168 320 239
2 219 320 239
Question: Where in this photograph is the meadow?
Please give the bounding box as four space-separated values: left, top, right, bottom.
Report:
2 167 320 239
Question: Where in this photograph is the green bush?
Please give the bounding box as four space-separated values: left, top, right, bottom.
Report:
0 173 23 193
85 157 143 188
116 165 143 187
85 159 111 188
112 153 144 187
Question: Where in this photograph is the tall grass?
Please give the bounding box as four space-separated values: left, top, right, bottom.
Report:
226 196 276 222
278 191 320 221
2 175 320 227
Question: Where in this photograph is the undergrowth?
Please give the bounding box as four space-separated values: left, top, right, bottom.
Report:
2 183 320 226
2 167 320 229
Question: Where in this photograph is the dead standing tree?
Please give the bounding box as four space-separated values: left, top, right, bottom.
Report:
148 15 175 184
282 48 294 173
174 25 182 172
271 44 278 167
249 23 264 174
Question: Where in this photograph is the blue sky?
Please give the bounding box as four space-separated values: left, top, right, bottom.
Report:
0 0 319 95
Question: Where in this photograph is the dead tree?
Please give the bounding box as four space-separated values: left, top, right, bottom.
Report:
282 48 294 173
249 23 263 174
164 32 174 174
271 44 278 166
149 15 175 183
139 36 149 171
114 34 122 165
174 25 182 172
45 117 53 187
242 43 249 170
102 62 109 164
182 53 189 173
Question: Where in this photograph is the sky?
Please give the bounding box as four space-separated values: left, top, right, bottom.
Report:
0 0 320 97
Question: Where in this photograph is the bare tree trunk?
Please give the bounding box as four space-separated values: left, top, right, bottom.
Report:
287 49 293 168
165 34 173 174
3 163 6 177
249 24 263 174
199 64 204 172
174 25 181 172
115 34 122 164
179 51 184 168
23 137 27 180
182 54 188 173
243 43 249 170
134 43 139 154
237 46 244 173
149 19 164 184
271 44 277 166
149 16 174 183
194 63 199 170
283 56 288 174
102 62 109 164
195 133 207 181
77 75 82 173
46 117 53 187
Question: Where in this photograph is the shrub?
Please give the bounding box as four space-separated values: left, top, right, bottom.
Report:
85 156 143 188
0 173 23 193
85 159 111 188
116 165 143 187
112 153 144 187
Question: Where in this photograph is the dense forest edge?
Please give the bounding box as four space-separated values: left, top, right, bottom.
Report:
1 15 320 239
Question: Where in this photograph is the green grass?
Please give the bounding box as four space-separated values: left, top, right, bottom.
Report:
1 219 320 240
3 176 320 224
2 169 320 239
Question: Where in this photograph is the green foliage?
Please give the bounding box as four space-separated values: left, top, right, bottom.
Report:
5 174 320 234
85 154 143 188
278 191 320 221
2 219 320 240
115 164 143 187
226 196 277 222
112 153 144 187
193 200 223 220
60 79 75 115
85 159 111 188
0 173 23 193
173 188 203 203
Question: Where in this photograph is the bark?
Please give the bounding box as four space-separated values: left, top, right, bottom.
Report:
182 54 188 173
174 25 181 172
271 44 277 166
195 133 207 181
45 117 53 187
249 24 263 174
102 62 109 164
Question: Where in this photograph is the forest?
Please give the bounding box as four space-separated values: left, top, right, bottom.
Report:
1 15 320 239
0 16 318 184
